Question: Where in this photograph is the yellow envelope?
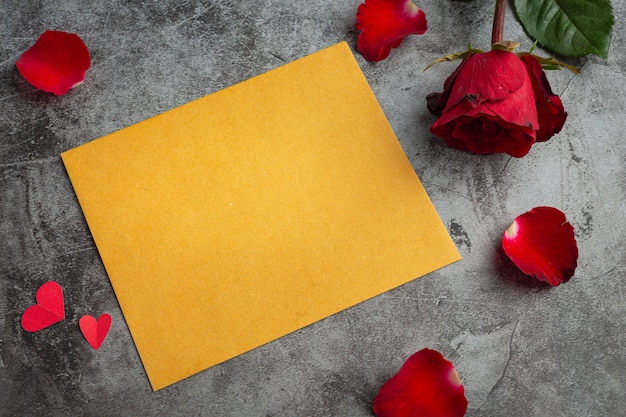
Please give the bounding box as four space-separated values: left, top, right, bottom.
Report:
62 42 460 390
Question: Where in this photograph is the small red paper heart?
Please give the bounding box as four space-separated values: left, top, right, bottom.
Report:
79 314 112 350
21 281 65 332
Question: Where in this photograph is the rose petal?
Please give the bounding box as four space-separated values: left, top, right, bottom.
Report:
502 206 578 286
16 30 91 95
373 348 468 417
356 0 427 62
426 53 478 117
441 51 537 129
519 55 567 142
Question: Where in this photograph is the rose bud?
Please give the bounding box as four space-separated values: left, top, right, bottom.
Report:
373 348 467 417
502 206 578 286
356 0 427 62
427 49 566 157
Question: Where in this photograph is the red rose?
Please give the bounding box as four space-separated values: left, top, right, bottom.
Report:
427 49 566 157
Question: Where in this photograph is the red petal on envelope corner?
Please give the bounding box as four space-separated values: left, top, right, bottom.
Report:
373 348 468 417
502 206 578 286
21 281 65 332
16 30 91 95
79 314 112 350
356 0 427 62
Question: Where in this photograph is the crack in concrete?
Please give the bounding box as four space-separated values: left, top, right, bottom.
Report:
479 319 519 410
420 181 472 202
490 156 512 188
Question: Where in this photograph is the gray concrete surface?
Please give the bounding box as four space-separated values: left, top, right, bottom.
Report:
1 1 624 416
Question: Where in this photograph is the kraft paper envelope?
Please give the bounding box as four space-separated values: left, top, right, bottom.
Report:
62 42 461 390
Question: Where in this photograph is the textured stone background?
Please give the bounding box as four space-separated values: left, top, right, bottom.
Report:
1 1 625 416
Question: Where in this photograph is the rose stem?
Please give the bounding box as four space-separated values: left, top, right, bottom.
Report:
491 0 506 45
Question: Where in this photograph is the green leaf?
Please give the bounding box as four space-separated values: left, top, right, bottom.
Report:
512 0 614 59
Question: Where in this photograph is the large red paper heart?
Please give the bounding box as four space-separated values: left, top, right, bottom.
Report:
21 281 65 332
79 314 112 350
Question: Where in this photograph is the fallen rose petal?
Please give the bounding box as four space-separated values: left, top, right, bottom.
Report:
373 348 467 417
356 0 427 62
16 30 91 95
502 206 578 286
